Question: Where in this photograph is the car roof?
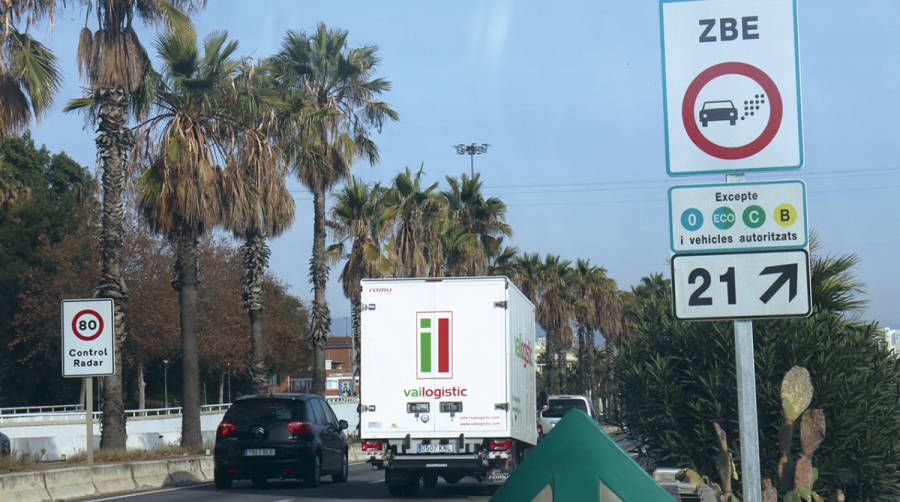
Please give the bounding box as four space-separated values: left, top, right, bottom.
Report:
547 394 588 400
233 393 320 402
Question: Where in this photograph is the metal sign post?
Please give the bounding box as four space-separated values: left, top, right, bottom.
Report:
728 173 761 502
85 377 93 464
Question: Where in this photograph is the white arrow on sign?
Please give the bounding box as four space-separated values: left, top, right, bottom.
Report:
671 249 811 320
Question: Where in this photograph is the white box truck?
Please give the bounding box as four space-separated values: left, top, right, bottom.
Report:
359 276 537 495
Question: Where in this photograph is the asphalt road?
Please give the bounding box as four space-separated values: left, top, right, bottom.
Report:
74 463 496 502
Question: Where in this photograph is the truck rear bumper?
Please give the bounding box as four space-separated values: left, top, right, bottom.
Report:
386 453 482 470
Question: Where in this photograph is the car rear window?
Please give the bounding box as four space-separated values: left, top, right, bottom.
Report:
543 399 588 418
224 399 306 422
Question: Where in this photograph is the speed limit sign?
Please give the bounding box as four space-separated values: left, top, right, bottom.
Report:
62 298 115 377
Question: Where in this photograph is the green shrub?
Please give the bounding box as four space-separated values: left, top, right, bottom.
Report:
615 305 900 501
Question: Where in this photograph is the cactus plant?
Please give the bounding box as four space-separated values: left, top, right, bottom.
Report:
764 366 827 502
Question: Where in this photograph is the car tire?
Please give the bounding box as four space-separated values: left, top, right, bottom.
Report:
303 454 322 488
214 470 232 490
332 451 349 483
251 473 267 488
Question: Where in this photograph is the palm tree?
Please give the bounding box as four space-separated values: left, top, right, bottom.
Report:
269 23 396 396
539 254 573 393
134 27 246 450
441 173 511 276
67 0 201 449
326 177 392 372
568 259 619 401
220 63 294 395
384 166 446 277
486 238 518 278
0 0 60 137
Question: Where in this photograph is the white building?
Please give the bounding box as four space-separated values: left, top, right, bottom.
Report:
882 326 900 354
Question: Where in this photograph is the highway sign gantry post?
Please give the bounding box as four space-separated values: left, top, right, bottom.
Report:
62 298 115 465
661 2 805 500
661 0 802 175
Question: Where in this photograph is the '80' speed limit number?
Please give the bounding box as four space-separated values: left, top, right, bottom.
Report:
671 249 811 321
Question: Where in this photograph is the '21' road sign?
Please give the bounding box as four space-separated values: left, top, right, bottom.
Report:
671 249 811 320
660 0 802 175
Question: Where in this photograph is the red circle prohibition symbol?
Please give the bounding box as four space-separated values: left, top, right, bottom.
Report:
682 62 783 160
72 309 103 341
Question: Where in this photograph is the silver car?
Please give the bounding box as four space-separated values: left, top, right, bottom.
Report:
537 394 598 438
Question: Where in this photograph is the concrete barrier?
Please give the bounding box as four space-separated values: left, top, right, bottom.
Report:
130 459 170 489
43 466 97 500
165 457 206 486
90 463 137 494
0 470 51 501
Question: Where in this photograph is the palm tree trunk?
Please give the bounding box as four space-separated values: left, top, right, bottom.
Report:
138 361 146 410
577 326 587 396
243 234 270 395
351 295 362 372
310 188 331 396
95 86 134 450
175 234 202 450
585 329 596 400
249 308 267 393
546 331 557 393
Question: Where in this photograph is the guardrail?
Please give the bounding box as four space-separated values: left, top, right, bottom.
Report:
0 404 84 416
0 404 233 425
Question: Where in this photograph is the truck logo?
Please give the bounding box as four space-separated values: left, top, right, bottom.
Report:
515 335 533 368
416 311 453 379
368 287 392 293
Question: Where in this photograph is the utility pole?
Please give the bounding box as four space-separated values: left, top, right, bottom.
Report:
454 143 490 178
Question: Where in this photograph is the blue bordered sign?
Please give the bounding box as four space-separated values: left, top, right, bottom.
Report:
668 180 807 253
660 0 803 175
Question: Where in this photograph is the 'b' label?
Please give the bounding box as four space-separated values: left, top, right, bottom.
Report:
775 203 797 227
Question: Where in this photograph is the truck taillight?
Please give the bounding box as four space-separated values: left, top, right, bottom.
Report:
216 421 236 438
362 441 383 451
489 440 511 451
287 421 313 435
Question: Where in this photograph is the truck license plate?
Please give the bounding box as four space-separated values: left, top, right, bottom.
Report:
418 443 456 454
244 448 275 456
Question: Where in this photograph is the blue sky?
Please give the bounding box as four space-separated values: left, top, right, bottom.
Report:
28 1 900 331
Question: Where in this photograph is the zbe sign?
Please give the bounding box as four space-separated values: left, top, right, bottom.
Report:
660 0 803 175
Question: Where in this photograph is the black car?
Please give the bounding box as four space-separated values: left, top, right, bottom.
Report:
213 393 349 489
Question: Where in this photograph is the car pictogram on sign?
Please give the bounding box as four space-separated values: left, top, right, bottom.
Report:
699 100 738 127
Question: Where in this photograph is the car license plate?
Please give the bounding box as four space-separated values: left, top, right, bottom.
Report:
243 448 275 456
418 443 456 454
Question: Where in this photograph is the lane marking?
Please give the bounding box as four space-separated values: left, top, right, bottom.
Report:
82 483 213 501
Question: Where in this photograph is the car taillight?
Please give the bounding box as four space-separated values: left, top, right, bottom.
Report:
216 421 236 438
537 424 543 436
489 440 511 451
362 441 383 451
287 421 312 435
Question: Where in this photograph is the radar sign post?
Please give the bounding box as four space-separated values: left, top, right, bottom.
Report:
62 298 115 464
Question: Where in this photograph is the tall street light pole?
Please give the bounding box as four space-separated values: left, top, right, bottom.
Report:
454 143 490 178
162 358 169 408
